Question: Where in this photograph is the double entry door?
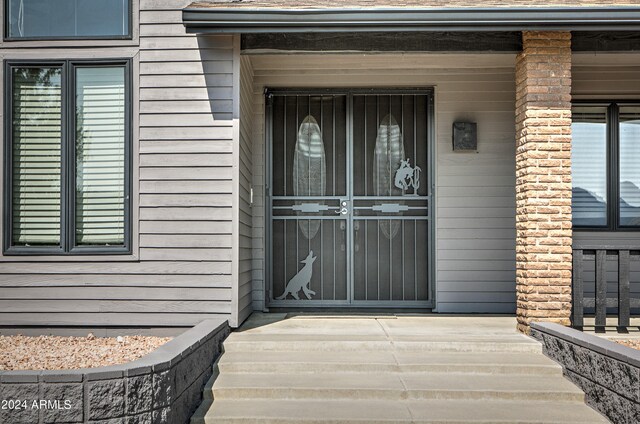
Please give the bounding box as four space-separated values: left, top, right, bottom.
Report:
267 89 433 307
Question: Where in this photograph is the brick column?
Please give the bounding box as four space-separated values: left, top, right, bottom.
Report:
515 31 573 333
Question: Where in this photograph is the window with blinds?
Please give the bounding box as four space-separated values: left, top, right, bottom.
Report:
571 102 640 230
5 61 130 254
571 106 608 227
75 67 126 246
11 67 62 247
619 106 640 227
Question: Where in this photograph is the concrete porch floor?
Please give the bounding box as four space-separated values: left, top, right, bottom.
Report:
192 313 608 423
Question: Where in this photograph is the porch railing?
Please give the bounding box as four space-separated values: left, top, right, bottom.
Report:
572 246 640 328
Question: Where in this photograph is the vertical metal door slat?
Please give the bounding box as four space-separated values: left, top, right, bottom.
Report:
389 218 393 301
414 219 418 300
413 96 417 184
283 96 287 196
333 219 336 300
365 220 368 301
364 96 367 196
377 218 381 300
402 219 405 301
334 95 337 196
307 95 311 195
388 95 392 196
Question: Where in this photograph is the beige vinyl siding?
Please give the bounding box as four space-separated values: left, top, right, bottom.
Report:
247 53 517 313
572 55 640 307
0 0 239 327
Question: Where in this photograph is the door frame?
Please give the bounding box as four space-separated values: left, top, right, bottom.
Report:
264 87 436 309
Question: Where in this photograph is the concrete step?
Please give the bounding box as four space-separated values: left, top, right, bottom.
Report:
191 315 602 424
211 371 585 402
192 399 608 424
225 332 538 344
216 350 562 375
222 336 541 354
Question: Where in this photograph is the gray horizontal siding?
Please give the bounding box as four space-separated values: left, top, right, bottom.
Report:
251 79 267 312
0 0 238 327
0 313 220 327
237 55 255 323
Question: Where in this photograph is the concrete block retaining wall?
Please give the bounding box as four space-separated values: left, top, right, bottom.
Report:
0 319 229 424
531 322 640 424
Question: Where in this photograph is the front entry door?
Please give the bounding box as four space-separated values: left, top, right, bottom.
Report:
267 90 432 307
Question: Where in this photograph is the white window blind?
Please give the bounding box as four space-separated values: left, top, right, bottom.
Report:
571 106 608 227
11 67 62 246
619 106 640 227
75 67 126 246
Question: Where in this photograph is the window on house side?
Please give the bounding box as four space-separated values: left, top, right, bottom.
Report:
571 106 608 227
619 106 640 227
5 62 130 254
6 0 130 39
571 103 640 230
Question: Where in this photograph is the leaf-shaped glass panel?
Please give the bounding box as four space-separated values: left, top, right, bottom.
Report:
373 114 404 239
293 115 326 239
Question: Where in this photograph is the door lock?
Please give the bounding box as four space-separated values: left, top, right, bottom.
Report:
334 200 349 215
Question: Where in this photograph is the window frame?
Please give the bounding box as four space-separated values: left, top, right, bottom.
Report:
3 59 132 255
3 0 133 41
572 100 640 232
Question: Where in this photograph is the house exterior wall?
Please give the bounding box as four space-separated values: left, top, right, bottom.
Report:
0 0 246 328
2 0 640 328
246 53 518 313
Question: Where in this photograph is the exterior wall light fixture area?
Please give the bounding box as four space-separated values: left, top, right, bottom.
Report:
452 121 478 152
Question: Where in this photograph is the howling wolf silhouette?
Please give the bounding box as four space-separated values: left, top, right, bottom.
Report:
276 251 317 300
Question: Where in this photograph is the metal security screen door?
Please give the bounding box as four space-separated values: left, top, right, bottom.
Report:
267 89 433 307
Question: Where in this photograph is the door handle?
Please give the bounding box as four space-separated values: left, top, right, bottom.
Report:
334 201 349 215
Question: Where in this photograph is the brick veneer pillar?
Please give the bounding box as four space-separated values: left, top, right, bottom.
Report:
515 31 573 333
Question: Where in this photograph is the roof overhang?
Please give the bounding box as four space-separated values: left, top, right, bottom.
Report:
183 7 640 33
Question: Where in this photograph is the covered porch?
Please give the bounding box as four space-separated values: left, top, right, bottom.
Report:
182 3 640 332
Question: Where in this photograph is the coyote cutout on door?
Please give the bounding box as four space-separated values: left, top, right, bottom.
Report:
276 251 317 300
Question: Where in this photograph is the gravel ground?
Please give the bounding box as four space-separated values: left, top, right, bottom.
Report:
0 334 172 370
614 339 640 350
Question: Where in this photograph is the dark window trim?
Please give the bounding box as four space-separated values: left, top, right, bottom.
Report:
3 0 133 41
572 99 640 232
3 59 132 255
